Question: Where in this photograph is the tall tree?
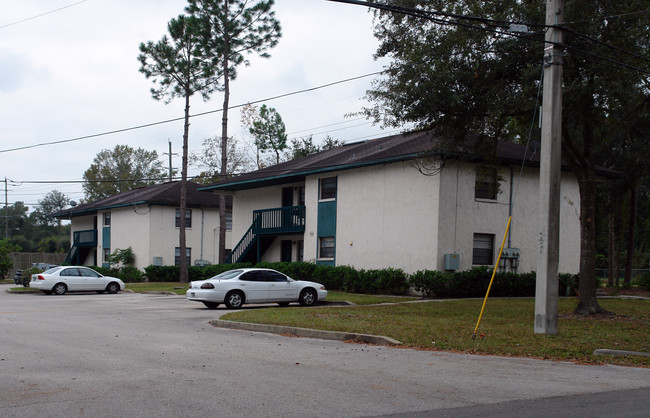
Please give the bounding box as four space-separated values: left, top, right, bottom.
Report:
249 104 288 164
186 0 281 263
189 135 252 183
34 190 69 228
360 1 649 314
288 135 344 160
139 14 220 282
83 145 168 201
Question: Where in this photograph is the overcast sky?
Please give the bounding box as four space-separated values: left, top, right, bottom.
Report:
1 0 401 211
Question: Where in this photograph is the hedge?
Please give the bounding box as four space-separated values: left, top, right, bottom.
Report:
96 261 580 299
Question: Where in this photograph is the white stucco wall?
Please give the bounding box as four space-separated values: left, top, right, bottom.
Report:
71 205 228 270
332 163 440 272
436 162 580 275
227 159 581 275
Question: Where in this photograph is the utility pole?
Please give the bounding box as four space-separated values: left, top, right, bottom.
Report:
535 0 563 335
162 139 177 182
4 177 8 240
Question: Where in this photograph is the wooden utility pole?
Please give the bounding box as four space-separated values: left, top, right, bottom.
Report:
535 0 563 335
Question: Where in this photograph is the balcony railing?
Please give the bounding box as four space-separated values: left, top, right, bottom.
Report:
73 229 97 247
226 206 305 264
252 206 305 235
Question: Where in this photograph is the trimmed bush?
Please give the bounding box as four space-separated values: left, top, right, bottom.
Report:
409 270 450 298
119 266 144 283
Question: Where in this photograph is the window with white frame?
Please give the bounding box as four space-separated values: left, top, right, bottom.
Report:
319 237 335 259
472 233 494 265
103 248 111 263
225 209 232 230
175 208 192 228
319 177 337 200
475 168 498 200
103 212 111 226
174 247 191 266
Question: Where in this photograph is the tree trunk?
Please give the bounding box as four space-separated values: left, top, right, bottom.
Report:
218 0 230 265
623 186 637 287
607 210 614 288
574 169 607 314
179 91 190 283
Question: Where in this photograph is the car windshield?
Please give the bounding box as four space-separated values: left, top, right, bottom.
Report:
211 269 243 280
43 267 62 274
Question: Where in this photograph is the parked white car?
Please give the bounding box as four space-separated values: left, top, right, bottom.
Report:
187 268 327 309
30 266 125 295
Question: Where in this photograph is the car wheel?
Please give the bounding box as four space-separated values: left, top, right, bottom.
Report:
224 290 244 309
299 288 317 306
277 302 290 307
52 283 67 295
202 301 220 309
106 282 120 294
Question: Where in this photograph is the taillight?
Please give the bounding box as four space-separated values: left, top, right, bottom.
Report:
38 275 45 280
200 282 215 289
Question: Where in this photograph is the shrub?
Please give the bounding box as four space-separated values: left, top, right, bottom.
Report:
144 265 180 282
119 266 144 283
143 263 253 282
409 270 449 298
558 273 579 296
637 271 650 291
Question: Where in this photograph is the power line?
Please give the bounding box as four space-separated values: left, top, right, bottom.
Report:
328 0 649 75
0 0 89 30
0 72 382 155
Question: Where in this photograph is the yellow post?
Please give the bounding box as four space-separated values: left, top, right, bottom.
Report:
473 216 512 338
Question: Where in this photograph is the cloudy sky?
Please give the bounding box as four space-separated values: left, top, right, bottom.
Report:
1 0 401 211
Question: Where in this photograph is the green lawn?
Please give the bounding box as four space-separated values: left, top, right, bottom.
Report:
223 297 650 367
11 281 649 366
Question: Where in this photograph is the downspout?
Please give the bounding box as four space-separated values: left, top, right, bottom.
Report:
200 208 205 261
508 166 514 249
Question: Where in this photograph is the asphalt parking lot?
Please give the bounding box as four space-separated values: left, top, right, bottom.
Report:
1 285 649 417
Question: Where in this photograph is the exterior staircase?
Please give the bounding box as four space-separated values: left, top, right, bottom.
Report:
227 205 305 264
65 229 97 265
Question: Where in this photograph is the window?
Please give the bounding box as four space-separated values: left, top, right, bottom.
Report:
175 208 192 228
225 210 232 231
174 247 191 266
240 271 262 281
297 240 304 262
320 177 337 200
263 271 288 282
475 168 498 200
103 212 111 226
473 233 494 265
319 237 335 259
103 248 111 263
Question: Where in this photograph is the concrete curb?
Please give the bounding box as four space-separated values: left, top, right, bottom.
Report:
593 349 650 358
210 319 402 346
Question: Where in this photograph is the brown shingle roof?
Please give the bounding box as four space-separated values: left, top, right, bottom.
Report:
53 181 229 219
199 129 622 192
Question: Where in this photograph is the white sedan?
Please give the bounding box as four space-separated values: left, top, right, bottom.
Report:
30 266 125 295
187 268 327 309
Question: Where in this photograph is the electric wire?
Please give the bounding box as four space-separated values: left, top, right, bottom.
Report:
0 0 89 30
0 71 383 155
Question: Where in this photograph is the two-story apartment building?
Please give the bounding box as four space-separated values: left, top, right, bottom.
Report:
54 181 231 270
200 130 584 274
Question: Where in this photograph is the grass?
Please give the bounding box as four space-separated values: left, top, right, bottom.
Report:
222 297 650 367
125 282 189 295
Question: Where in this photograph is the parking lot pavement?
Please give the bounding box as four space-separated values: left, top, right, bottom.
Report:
1 284 649 418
